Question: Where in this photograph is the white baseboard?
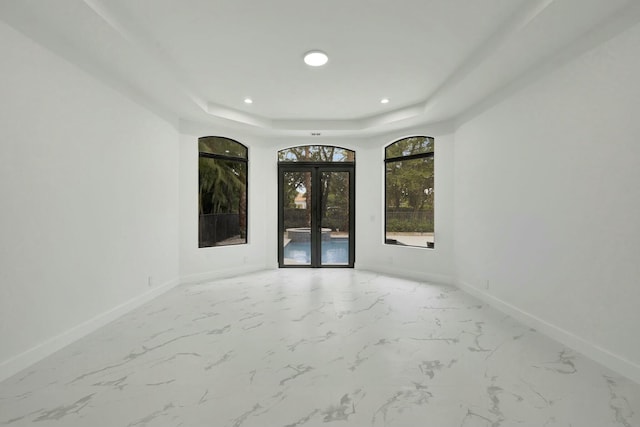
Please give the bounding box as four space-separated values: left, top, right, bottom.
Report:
355 263 455 286
0 277 180 383
456 279 640 385
5 270 637 387
0 265 267 383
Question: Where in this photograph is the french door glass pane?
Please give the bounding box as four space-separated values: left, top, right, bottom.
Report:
282 171 312 265
320 171 350 265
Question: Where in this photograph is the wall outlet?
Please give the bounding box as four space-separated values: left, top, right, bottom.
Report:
485 280 490 290
148 276 153 287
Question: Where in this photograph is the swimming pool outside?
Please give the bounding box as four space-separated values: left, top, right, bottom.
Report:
283 238 349 265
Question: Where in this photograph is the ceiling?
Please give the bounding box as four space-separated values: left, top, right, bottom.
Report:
1 0 639 137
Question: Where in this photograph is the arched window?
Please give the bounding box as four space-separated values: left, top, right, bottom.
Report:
198 136 248 247
278 145 355 162
384 136 434 248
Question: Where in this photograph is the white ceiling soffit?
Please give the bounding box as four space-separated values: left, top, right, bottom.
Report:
1 0 639 137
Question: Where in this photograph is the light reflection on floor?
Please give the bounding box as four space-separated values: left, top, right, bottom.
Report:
1 269 638 426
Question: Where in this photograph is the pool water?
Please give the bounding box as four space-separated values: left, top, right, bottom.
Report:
283 239 349 264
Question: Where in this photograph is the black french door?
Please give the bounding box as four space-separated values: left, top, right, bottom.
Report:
278 164 355 267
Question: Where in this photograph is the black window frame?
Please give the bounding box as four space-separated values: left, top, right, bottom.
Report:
277 145 356 268
384 136 435 249
198 136 248 248
278 145 355 163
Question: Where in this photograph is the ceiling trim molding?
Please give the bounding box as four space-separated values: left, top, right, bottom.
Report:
81 0 209 115
455 0 640 129
421 0 555 115
80 0 559 135
5 0 636 137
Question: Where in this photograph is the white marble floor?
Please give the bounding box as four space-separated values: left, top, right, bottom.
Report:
1 269 639 426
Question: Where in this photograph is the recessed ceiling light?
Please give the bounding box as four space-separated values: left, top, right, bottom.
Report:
380 98 390 104
244 98 253 104
304 50 329 67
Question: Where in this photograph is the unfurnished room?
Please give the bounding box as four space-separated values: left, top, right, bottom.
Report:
1 1 639 426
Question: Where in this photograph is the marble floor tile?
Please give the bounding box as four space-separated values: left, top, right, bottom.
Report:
1 269 639 426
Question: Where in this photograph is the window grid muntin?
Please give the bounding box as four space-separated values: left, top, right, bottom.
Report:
384 136 435 249
198 136 248 248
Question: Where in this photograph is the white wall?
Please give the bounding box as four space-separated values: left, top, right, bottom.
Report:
356 129 455 284
3 4 639 388
453 21 640 382
179 132 454 283
0 21 180 379
255 134 454 281
179 131 271 282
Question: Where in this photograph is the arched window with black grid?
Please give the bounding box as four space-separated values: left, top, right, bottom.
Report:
384 136 434 249
198 136 248 247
